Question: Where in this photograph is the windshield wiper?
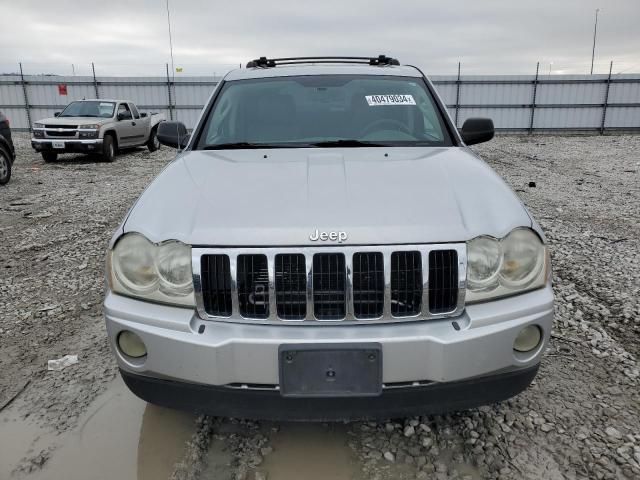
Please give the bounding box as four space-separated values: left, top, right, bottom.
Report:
311 139 390 147
202 142 308 150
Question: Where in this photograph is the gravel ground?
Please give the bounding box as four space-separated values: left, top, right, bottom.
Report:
1 133 639 480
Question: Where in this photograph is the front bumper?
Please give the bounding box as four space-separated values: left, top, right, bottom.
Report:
121 364 540 421
104 285 553 417
31 138 102 153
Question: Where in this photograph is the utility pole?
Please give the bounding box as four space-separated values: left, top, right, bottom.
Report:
590 8 599 75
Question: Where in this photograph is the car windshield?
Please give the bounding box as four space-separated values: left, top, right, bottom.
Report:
196 75 453 149
59 101 115 118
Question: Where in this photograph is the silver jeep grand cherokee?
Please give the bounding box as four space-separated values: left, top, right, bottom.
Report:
104 55 553 420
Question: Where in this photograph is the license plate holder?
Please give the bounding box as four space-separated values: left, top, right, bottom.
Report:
279 343 382 397
52 141 65 149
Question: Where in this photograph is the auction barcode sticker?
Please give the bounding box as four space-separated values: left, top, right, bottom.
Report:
365 94 416 106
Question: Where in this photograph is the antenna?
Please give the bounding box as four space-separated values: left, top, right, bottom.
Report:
590 8 599 75
165 0 181 153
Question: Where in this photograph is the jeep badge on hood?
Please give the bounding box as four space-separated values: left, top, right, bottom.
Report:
309 229 348 243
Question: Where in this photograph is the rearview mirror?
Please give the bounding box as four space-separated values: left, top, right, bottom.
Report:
54 112 61 117
460 118 494 146
157 121 190 149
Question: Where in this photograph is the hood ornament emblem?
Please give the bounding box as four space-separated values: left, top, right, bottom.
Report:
309 229 348 243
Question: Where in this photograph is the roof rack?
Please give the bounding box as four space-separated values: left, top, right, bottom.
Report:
245 55 400 68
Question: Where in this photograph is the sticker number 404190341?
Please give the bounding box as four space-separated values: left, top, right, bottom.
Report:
365 94 416 106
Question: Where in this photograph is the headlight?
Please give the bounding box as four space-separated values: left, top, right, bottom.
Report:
33 123 44 129
467 236 502 289
79 124 100 130
500 229 545 288
466 228 548 303
108 233 195 307
157 241 193 296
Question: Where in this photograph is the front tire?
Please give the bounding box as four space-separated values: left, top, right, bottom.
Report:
102 135 116 162
147 127 160 152
42 151 57 163
0 146 11 185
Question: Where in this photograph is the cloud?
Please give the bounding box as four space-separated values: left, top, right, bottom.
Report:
1 0 638 76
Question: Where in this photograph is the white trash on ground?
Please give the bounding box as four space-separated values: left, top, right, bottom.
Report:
47 355 79 371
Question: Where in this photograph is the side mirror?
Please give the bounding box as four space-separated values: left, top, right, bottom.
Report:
460 118 494 146
157 121 190 149
54 112 61 117
140 112 148 118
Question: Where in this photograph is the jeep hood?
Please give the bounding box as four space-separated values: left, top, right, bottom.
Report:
122 148 533 246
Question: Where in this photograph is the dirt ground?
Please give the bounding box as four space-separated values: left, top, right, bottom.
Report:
0 133 638 480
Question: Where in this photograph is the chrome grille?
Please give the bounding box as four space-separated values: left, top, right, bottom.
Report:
195 244 466 324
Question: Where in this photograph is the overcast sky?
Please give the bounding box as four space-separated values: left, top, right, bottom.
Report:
1 0 639 77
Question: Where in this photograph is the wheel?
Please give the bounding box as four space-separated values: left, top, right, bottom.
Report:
147 127 161 152
0 146 11 185
42 151 57 163
101 135 116 162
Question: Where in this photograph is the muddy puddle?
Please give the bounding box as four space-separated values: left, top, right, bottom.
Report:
0 376 196 480
202 421 363 480
2 377 482 480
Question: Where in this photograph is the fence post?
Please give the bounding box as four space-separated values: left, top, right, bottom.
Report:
19 63 32 133
91 62 99 98
600 61 613 135
528 62 540 134
454 62 461 127
166 63 174 121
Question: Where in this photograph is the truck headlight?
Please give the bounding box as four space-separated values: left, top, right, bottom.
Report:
466 228 548 303
79 124 100 130
107 233 195 307
33 123 44 129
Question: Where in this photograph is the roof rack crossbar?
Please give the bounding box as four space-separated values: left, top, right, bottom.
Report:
245 55 400 68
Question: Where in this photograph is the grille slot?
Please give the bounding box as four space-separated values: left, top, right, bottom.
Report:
275 254 307 320
312 253 346 320
428 250 459 314
352 252 384 319
237 254 269 318
200 254 232 316
391 251 423 316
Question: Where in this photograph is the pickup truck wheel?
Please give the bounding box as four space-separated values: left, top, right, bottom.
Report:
42 152 57 163
0 146 11 185
102 135 116 162
147 127 160 152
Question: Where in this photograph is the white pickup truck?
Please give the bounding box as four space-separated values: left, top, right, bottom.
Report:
31 99 165 162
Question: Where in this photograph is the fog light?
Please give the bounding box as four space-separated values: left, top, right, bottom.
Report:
514 325 542 352
117 330 147 358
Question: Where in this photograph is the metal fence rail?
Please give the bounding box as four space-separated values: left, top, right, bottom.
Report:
1 63 639 133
